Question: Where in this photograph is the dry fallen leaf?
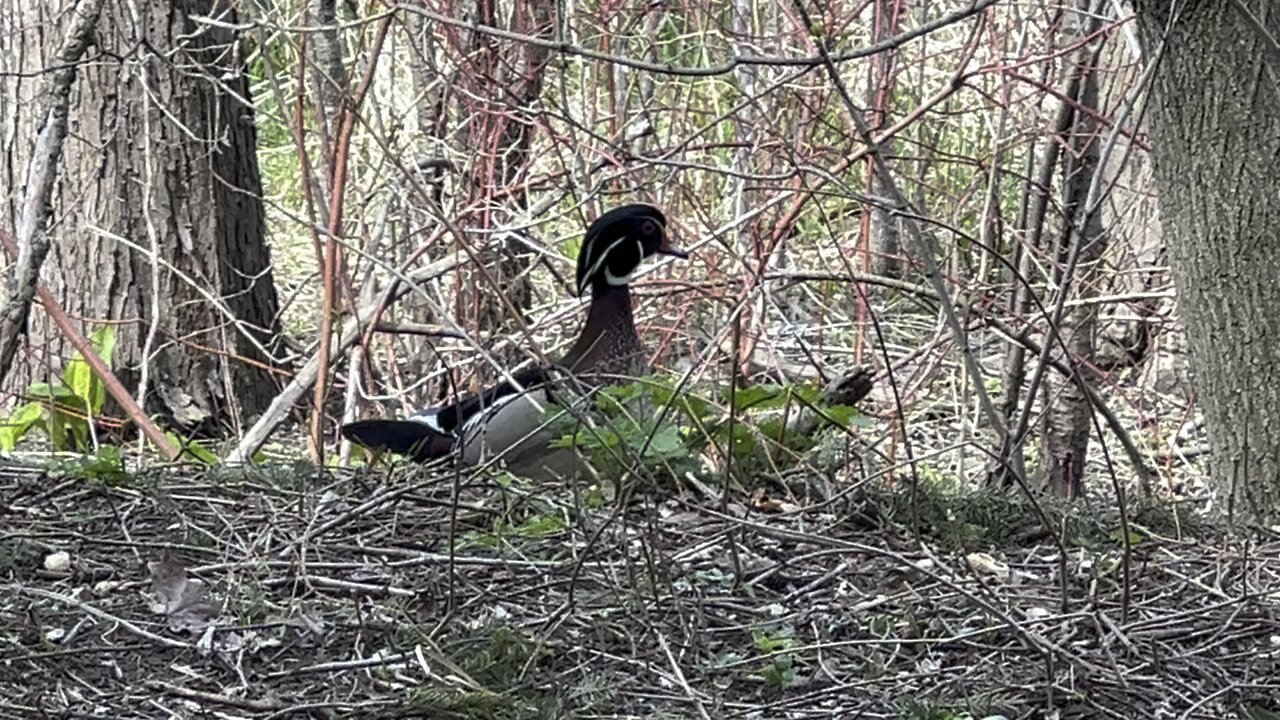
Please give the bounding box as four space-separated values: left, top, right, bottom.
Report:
146 557 222 633
965 552 1010 581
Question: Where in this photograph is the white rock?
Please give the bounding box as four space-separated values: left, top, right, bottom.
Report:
44 551 71 572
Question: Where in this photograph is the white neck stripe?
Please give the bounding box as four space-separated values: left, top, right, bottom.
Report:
580 235 629 293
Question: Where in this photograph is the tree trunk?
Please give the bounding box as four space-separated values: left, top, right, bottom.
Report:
1132 1 1280 519
866 0 904 279
990 7 1098 489
0 0 283 434
458 0 555 336
1039 9 1107 499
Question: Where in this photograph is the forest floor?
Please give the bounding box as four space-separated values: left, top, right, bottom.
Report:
0 461 1277 720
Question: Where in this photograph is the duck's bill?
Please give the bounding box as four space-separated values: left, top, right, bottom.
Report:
657 239 688 259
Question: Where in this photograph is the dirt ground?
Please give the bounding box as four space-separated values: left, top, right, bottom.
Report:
1 461 1277 719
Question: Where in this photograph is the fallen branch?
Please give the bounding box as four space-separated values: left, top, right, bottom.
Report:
0 0 105 386
222 254 464 465
0 230 180 461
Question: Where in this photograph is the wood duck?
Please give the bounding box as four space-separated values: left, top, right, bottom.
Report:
342 204 686 475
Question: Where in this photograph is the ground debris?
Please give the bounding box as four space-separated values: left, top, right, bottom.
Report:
0 463 1277 719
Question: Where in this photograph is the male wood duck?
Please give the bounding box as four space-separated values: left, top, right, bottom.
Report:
342 204 686 475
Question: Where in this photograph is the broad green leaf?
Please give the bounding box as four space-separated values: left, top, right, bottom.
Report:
0 402 46 451
727 384 783 411
91 325 117 363
63 326 116 414
663 392 715 422
27 383 77 402
48 410 68 451
62 415 92 452
642 423 685 461
823 405 873 428
715 422 758 458
791 383 824 405
88 326 116 412
64 358 91 406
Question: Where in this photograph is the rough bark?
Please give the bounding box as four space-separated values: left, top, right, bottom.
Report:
1132 0 1280 519
311 0 347 176
0 0 283 434
1039 38 1105 499
0 0 104 386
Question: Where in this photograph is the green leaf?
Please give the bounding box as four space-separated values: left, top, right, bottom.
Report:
165 431 218 465
66 418 90 452
64 358 90 406
751 627 795 653
728 384 784 411
599 381 650 407
89 326 116 412
27 383 77 402
762 659 797 689
715 422 757 458
62 326 116 414
1110 529 1144 546
649 386 715 422
642 423 685 461
50 445 127 483
91 325 118 362
0 402 46 451
791 382 824 405
516 514 567 538
822 404 873 429
50 411 92 452
47 410 68 451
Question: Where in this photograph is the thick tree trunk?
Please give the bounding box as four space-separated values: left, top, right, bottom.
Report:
0 0 282 434
1132 1 1280 519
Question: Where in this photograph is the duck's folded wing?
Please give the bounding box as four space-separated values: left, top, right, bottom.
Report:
342 365 566 462
429 366 562 434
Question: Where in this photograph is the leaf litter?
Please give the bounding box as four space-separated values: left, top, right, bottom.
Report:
0 461 1277 719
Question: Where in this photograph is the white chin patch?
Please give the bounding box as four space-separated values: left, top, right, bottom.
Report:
583 238 646 290
603 240 645 286
605 267 635 286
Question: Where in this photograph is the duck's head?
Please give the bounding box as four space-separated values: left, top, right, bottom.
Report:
575 204 686 296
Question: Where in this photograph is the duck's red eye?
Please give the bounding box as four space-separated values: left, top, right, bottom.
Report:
642 220 657 235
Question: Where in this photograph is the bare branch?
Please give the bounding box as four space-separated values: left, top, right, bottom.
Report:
0 0 105 385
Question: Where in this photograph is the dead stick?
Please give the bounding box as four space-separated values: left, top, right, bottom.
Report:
0 0 105 387
310 15 394 465
222 254 464 465
0 230 180 460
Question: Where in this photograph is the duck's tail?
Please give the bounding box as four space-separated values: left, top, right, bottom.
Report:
341 419 454 461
